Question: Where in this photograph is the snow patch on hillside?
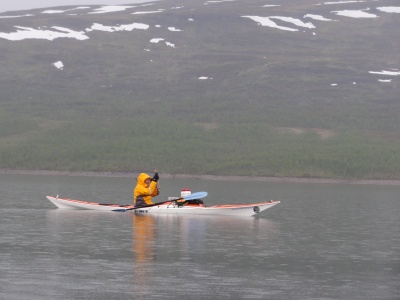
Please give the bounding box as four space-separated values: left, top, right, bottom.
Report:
242 16 315 31
332 9 378 18
89 6 135 14
376 7 400 13
87 23 149 32
0 26 88 41
304 14 335 21
53 61 64 70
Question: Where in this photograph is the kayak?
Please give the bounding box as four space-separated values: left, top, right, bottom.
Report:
46 195 280 217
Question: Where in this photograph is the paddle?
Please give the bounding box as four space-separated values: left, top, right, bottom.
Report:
112 191 208 212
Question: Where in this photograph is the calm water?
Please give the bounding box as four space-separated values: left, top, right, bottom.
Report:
1 173 399 300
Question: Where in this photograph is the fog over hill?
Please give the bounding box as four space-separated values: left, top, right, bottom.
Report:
0 0 400 178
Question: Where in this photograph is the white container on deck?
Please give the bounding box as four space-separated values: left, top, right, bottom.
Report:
180 188 191 198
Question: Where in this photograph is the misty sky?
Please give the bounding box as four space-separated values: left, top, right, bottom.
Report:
0 0 155 13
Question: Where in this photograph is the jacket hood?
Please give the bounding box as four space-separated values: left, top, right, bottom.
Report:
137 173 151 187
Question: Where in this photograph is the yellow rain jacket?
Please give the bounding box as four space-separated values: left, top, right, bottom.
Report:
133 173 159 206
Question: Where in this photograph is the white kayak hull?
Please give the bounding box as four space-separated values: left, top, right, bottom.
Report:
133 201 280 216
46 196 280 217
47 196 134 211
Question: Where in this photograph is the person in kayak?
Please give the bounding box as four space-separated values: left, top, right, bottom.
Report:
134 172 160 207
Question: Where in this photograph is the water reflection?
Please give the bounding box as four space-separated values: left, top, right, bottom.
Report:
132 215 277 255
132 214 156 296
133 214 156 261
45 209 134 259
130 213 279 297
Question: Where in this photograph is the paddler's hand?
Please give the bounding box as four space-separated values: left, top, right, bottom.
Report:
152 172 159 182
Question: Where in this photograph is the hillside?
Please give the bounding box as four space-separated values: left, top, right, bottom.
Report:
0 0 400 179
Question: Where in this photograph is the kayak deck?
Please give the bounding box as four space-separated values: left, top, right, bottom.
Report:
47 196 280 216
47 196 134 211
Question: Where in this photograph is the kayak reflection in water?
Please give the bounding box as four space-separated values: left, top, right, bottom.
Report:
133 172 160 207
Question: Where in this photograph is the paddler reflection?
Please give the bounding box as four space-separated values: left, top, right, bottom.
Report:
133 214 155 261
132 214 155 294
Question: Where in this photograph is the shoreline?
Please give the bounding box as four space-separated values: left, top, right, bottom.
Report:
1 169 400 186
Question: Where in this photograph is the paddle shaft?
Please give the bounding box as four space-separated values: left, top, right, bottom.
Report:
135 191 207 209
113 191 208 212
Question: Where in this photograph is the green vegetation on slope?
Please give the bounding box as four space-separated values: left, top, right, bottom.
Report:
1 113 400 179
